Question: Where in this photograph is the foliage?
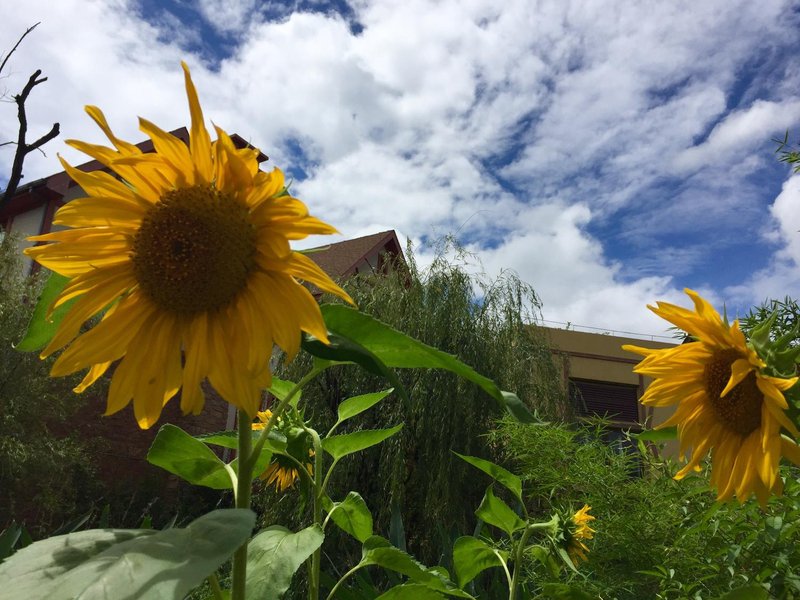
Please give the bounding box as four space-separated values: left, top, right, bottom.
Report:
266 242 567 573
741 296 800 345
774 131 800 174
0 232 100 536
490 419 800 599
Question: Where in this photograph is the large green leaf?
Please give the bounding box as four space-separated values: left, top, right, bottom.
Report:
150 426 277 488
147 424 232 489
712 586 769 600
633 427 677 443
451 536 507 588
323 492 374 543
303 334 410 406
375 584 446 599
0 509 254 600
306 305 535 422
16 272 73 351
195 429 287 453
323 425 403 461
0 523 22 561
246 525 324 600
269 377 301 408
453 453 522 504
359 537 473 598
474 486 526 538
334 390 394 430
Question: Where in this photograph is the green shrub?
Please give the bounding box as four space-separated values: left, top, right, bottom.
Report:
491 418 800 599
0 231 102 536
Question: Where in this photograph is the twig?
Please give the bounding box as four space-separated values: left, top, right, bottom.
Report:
0 22 40 78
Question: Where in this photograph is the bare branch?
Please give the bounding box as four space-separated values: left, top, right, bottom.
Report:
1 68 60 208
0 22 40 78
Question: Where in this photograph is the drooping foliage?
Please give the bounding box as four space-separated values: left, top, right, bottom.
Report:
260 241 568 574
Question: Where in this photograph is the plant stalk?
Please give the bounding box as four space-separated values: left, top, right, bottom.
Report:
308 427 324 600
231 408 254 600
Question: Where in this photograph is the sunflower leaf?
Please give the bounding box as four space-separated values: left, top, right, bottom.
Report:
453 453 523 504
632 427 677 443
147 424 234 489
332 389 394 432
16 271 73 351
475 485 526 538
359 536 473 598
245 525 324 600
302 332 410 407
311 305 537 423
322 425 403 461
0 509 254 600
452 536 507 588
322 492 374 542
711 586 769 600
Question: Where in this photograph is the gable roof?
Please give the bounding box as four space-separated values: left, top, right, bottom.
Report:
307 230 404 279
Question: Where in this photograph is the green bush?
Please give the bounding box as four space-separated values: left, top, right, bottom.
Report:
0 232 102 536
491 418 800 599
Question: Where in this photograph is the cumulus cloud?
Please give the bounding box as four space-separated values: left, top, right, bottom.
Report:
2 0 799 336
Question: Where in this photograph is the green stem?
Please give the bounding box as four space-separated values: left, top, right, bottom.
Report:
207 572 225 600
307 426 324 600
509 517 557 600
231 408 254 600
325 564 363 600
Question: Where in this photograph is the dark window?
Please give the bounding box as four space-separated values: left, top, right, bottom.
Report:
570 379 640 423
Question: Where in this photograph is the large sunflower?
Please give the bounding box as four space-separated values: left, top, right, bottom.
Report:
624 289 800 505
26 62 352 429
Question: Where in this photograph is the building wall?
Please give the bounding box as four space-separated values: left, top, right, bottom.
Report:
543 326 680 455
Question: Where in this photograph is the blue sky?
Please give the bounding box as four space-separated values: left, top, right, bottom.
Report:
2 0 800 336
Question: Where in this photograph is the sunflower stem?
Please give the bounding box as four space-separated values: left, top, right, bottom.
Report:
307 427 324 600
232 408 254 600
509 524 535 600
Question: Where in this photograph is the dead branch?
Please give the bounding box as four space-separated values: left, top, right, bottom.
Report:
0 24 59 210
0 23 40 78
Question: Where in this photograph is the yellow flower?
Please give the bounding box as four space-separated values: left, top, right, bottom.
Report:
252 409 278 431
566 504 595 565
25 62 352 429
624 289 800 505
260 454 313 493
252 409 313 493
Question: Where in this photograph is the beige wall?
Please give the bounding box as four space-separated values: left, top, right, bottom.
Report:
542 326 680 457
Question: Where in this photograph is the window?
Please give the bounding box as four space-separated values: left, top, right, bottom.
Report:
569 379 640 423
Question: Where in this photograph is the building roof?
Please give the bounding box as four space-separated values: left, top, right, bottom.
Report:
307 230 404 279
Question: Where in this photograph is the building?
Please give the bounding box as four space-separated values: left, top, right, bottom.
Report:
543 325 679 455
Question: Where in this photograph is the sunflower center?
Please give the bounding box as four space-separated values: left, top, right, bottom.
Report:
131 185 257 314
703 349 762 436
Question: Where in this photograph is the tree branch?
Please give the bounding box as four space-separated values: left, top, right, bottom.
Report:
0 22 40 78
0 25 60 211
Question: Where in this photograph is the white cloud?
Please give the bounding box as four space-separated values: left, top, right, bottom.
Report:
196 0 260 33
673 100 800 173
2 0 800 338
727 174 800 304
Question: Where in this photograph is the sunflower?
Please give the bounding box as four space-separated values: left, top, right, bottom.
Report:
623 289 800 505
25 62 352 429
565 504 595 565
252 409 313 493
260 454 313 493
